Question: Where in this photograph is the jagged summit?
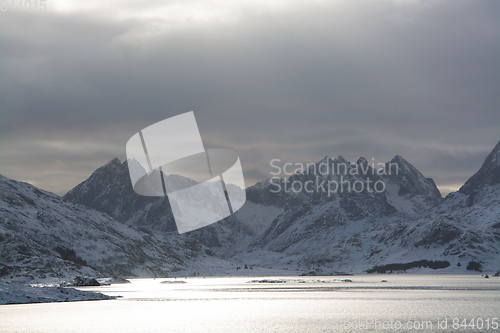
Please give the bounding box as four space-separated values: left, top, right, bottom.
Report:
245 153 442 215
382 154 442 211
109 157 121 165
460 140 500 196
334 155 348 164
388 155 415 170
356 157 368 164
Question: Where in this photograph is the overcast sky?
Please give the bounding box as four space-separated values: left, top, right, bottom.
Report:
0 0 498 196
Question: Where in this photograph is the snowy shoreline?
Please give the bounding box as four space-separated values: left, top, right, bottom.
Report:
0 281 117 305
2 271 496 305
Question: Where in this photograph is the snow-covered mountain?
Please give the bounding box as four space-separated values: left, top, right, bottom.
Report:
232 142 500 273
63 158 178 232
234 154 442 258
0 174 235 283
246 155 442 214
62 158 270 254
6 141 496 280
63 152 450 269
381 155 443 214
65 153 443 254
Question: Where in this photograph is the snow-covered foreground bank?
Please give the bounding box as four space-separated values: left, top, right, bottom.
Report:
0 281 116 305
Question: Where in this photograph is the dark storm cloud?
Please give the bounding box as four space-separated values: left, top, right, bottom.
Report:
0 0 498 195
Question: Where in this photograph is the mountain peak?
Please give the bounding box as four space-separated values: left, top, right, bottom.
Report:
390 155 408 164
334 155 349 164
387 155 422 176
98 158 123 173
459 140 500 196
103 157 122 169
109 157 121 165
356 157 368 165
382 154 443 210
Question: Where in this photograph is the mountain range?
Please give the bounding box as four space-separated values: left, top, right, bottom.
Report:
1 140 499 282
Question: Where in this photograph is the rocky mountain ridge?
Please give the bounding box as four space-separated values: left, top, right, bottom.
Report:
0 174 240 283
2 140 499 281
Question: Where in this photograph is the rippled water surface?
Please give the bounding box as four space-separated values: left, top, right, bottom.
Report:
1 274 499 332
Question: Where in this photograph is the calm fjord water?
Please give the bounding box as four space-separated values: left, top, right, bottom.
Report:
1 274 499 332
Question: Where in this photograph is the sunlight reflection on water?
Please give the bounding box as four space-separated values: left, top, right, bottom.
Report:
1 275 499 332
